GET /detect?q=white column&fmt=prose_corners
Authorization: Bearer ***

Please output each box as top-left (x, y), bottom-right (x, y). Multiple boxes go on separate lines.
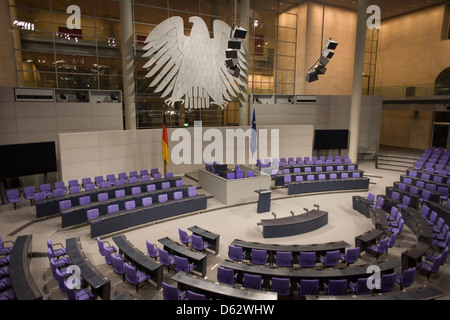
top-left (348, 0), bottom-right (368, 162)
top-left (120, 0), bottom-right (136, 130)
top-left (239, 0), bottom-right (250, 126)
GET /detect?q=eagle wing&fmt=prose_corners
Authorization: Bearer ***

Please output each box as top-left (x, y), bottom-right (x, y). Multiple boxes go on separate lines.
top-left (142, 16), bottom-right (186, 100)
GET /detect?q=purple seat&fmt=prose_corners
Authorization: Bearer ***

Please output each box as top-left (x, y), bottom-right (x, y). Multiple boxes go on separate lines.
top-left (23, 186), bottom-right (36, 205)
top-left (131, 187), bottom-right (141, 195)
top-left (97, 192), bottom-right (108, 202)
top-left (284, 175), bottom-right (292, 186)
top-left (85, 183), bottom-right (96, 191)
top-left (188, 186), bottom-right (197, 197)
top-left (368, 237), bottom-right (389, 259)
top-left (96, 237), bottom-right (117, 256)
top-left (175, 179), bottom-right (184, 187)
top-left (33, 192), bottom-right (46, 203)
top-left (142, 197), bottom-right (153, 206)
top-left (59, 200), bottom-right (72, 211)
top-left (174, 255), bottom-right (195, 273)
top-left (146, 241), bottom-right (159, 259)
top-left (159, 249), bottom-right (175, 270)
top-left (236, 169), bottom-right (244, 179)
top-left (187, 292), bottom-right (207, 301)
top-left (271, 277), bottom-right (290, 296)
top-left (161, 182), bottom-right (170, 189)
top-left (349, 278), bottom-right (372, 295)
top-left (69, 185), bottom-right (81, 194)
top-left (319, 250), bottom-right (340, 267)
top-left (54, 181), bottom-right (66, 191)
top-left (395, 267), bottom-right (416, 290)
top-left (140, 169), bottom-right (149, 177)
top-left (107, 204), bottom-right (119, 214)
top-left (217, 266), bottom-right (236, 285)
top-left (115, 189), bottom-right (125, 198)
top-left (275, 251), bottom-right (292, 267)
top-left (39, 184), bottom-right (52, 197)
top-left (251, 249), bottom-right (267, 265)
top-left (192, 234), bottom-right (209, 251)
top-left (124, 262), bottom-right (149, 291)
top-left (153, 173), bottom-right (162, 180)
top-left (147, 184), bottom-right (156, 192)
top-left (380, 273), bottom-right (397, 292)
top-left (52, 188), bottom-right (65, 198)
top-left (339, 247), bottom-right (360, 266)
top-left (162, 282), bottom-right (186, 300)
top-left (47, 239), bottom-right (67, 258)
top-left (81, 178), bottom-right (92, 188)
top-left (307, 175), bottom-right (315, 181)
top-left (178, 228), bottom-right (192, 246)
top-left (86, 208), bottom-right (99, 220)
top-left (111, 253), bottom-right (126, 280)
top-left (299, 279), bottom-right (319, 297)
top-left (94, 176), bottom-right (104, 187)
top-left (125, 201), bottom-right (136, 210)
top-left (228, 245), bottom-right (244, 261)
top-left (226, 172), bottom-right (235, 179)
top-left (299, 251), bottom-right (316, 268)
top-left (243, 273), bottom-right (262, 290)
top-left (64, 282), bottom-right (95, 300)
top-left (79, 196), bottom-right (90, 206)
top-left (158, 194), bottom-right (168, 203)
top-left (324, 279), bottom-right (348, 296)
top-left (173, 191), bottom-right (183, 200)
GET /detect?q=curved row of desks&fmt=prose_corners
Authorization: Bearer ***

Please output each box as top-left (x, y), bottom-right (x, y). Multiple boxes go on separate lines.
top-left (274, 170), bottom-right (364, 187)
top-left (9, 235), bottom-right (42, 300)
top-left (112, 235), bottom-right (163, 289)
top-left (287, 178), bottom-right (370, 195)
top-left (65, 237), bottom-right (111, 300)
top-left (306, 285), bottom-right (445, 300)
top-left (89, 194), bottom-right (208, 238)
top-left (61, 185), bottom-right (188, 228)
top-left (230, 239), bottom-right (351, 265)
top-left (220, 258), bottom-right (402, 290)
top-left (259, 209), bottom-right (328, 238)
top-left (35, 176), bottom-right (182, 218)
top-left (172, 272), bottom-right (278, 300)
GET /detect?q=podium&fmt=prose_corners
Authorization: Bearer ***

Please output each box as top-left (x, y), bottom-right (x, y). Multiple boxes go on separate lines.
top-left (255, 189), bottom-right (271, 213)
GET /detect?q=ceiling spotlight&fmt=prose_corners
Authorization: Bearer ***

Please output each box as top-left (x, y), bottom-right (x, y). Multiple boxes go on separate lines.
top-left (325, 38), bottom-right (338, 50)
top-left (319, 55), bottom-right (330, 66)
top-left (315, 64), bottom-right (327, 75)
top-left (228, 65), bottom-right (241, 78)
top-left (226, 49), bottom-right (238, 59)
top-left (225, 58), bottom-right (238, 68)
top-left (322, 48), bottom-right (335, 59)
top-left (305, 70), bottom-right (319, 83)
top-left (232, 26), bottom-right (247, 39)
top-left (228, 40), bottom-right (241, 50)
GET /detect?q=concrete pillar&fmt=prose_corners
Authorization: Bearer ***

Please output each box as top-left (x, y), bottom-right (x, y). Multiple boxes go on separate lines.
top-left (120, 0), bottom-right (136, 130)
top-left (348, 0), bottom-right (368, 162)
top-left (239, 0), bottom-right (250, 126)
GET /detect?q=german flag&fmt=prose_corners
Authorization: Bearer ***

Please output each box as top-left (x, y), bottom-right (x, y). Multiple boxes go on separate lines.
top-left (162, 112), bottom-right (169, 165)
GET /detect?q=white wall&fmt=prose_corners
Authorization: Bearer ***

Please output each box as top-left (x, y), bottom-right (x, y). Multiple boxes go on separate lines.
top-left (58, 125), bottom-right (314, 182)
top-left (252, 95), bottom-right (383, 158)
top-left (0, 86), bottom-right (123, 186)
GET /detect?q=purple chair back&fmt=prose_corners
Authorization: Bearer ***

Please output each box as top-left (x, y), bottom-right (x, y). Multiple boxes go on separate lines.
top-left (147, 184), bottom-right (156, 192)
top-left (188, 186), bottom-right (197, 197)
top-left (125, 201), bottom-right (136, 210)
top-left (115, 189), bottom-right (125, 198)
top-left (158, 194), bottom-right (168, 203)
top-left (98, 193), bottom-right (108, 202)
top-left (79, 196), bottom-right (90, 206)
top-left (142, 197), bottom-right (152, 206)
top-left (131, 187), bottom-right (141, 195)
top-left (175, 179), bottom-right (184, 187)
top-left (162, 182), bottom-right (170, 189)
top-left (174, 191), bottom-right (183, 200)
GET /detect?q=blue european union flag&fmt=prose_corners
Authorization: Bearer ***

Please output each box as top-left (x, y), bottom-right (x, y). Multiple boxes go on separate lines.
top-left (250, 108), bottom-right (257, 156)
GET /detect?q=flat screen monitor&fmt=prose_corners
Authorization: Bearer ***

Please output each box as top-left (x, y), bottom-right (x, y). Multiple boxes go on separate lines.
top-left (314, 130), bottom-right (349, 150)
top-left (0, 142), bottom-right (57, 179)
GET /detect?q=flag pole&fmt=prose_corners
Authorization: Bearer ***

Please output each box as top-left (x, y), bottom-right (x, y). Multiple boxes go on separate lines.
top-left (163, 105), bottom-right (168, 178)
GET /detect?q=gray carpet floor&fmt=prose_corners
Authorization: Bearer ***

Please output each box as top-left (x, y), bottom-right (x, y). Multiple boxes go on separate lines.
top-left (1, 158), bottom-right (449, 301)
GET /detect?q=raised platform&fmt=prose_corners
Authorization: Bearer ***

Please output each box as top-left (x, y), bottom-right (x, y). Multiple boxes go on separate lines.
top-left (198, 168), bottom-right (271, 205)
